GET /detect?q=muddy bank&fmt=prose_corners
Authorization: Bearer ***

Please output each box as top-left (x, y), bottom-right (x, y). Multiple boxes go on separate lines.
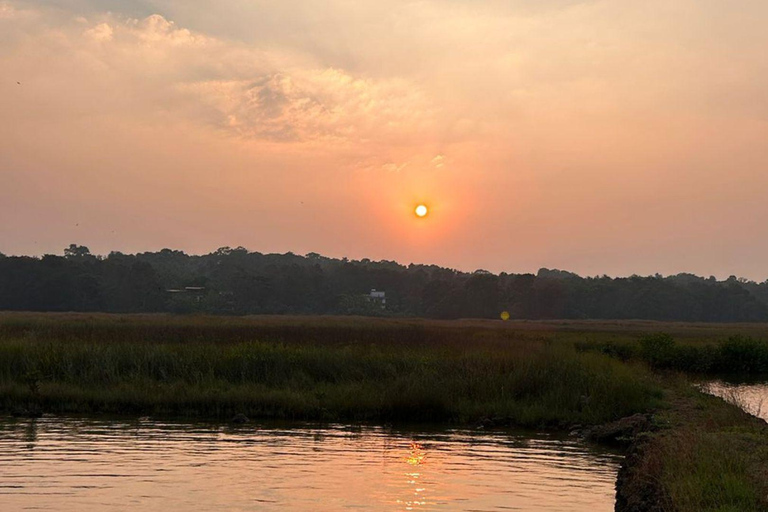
top-left (614, 429), bottom-right (665, 512)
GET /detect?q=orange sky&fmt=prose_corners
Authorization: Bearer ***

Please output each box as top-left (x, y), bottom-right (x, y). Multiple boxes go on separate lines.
top-left (2, 1), bottom-right (768, 279)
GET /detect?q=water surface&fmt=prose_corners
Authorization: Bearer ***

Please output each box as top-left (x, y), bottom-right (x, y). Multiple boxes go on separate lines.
top-left (0, 417), bottom-right (621, 511)
top-left (702, 381), bottom-right (768, 422)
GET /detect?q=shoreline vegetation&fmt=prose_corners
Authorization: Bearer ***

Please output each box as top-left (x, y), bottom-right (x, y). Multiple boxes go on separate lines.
top-left (1, 312), bottom-right (767, 510)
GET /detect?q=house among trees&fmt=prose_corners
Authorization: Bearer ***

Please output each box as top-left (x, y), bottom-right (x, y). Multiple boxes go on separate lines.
top-left (166, 286), bottom-right (206, 294)
top-left (166, 286), bottom-right (207, 302)
top-left (368, 289), bottom-right (386, 307)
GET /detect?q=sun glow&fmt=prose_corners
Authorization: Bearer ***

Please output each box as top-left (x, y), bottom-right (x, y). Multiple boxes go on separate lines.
top-left (415, 205), bottom-right (428, 218)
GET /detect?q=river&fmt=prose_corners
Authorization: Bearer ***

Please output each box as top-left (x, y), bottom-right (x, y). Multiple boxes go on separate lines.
top-left (0, 417), bottom-right (621, 511)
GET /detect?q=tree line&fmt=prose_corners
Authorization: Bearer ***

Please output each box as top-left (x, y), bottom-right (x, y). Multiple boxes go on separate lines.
top-left (1, 244), bottom-right (767, 321)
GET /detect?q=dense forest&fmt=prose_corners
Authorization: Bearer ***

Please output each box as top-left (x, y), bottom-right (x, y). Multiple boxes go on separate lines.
top-left (1, 245), bottom-right (767, 321)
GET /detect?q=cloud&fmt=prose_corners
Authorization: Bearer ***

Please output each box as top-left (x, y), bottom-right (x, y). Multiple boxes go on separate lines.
top-left (0, 2), bottom-right (13, 18)
top-left (0, 1), bottom-right (18, 18)
top-left (431, 155), bottom-right (445, 169)
top-left (84, 22), bottom-right (112, 41)
top-left (182, 69), bottom-right (434, 145)
top-left (1, 5), bottom-right (437, 153)
top-left (381, 162), bottom-right (408, 173)
top-left (0, 0), bottom-right (37, 20)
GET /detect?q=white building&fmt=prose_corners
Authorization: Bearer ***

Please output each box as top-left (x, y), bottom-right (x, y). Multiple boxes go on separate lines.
top-left (369, 289), bottom-right (386, 306)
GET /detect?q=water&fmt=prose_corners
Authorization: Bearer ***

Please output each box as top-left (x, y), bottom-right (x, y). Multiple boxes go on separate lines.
top-left (702, 381), bottom-right (768, 423)
top-left (0, 417), bottom-right (621, 511)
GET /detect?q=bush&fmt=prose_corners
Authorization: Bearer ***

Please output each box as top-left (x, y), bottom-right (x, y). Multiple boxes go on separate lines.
top-left (716, 336), bottom-right (768, 374)
top-left (639, 333), bottom-right (677, 369)
top-left (579, 332), bottom-right (768, 376)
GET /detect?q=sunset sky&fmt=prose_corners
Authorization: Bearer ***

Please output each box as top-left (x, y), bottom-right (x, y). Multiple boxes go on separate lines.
top-left (2, 0), bottom-right (767, 279)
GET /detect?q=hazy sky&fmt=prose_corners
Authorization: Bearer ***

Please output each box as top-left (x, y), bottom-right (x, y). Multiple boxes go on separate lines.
top-left (2, 0), bottom-right (767, 279)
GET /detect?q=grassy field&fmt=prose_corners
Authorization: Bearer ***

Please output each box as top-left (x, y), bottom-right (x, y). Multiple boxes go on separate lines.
top-left (1, 312), bottom-right (767, 511)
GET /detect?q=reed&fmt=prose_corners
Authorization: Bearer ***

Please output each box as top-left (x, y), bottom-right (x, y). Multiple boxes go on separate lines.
top-left (577, 333), bottom-right (768, 375)
top-left (0, 313), bottom-right (661, 425)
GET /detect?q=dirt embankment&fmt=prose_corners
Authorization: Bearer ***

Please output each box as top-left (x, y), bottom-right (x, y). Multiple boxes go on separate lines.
top-left (606, 387), bottom-right (768, 512)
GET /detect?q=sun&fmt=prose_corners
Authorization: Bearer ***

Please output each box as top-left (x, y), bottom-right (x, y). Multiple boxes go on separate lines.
top-left (415, 204), bottom-right (429, 218)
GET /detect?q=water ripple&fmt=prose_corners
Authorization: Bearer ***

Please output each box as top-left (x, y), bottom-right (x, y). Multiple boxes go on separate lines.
top-left (0, 417), bottom-right (620, 511)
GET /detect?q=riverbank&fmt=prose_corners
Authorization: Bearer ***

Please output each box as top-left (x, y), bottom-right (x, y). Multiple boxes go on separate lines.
top-left (572, 330), bottom-right (768, 510)
top-left (616, 380), bottom-right (768, 511)
top-left (1, 312), bottom-right (767, 510)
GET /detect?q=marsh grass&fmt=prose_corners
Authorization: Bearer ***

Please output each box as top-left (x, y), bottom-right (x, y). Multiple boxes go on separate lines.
top-left (577, 333), bottom-right (768, 375)
top-left (659, 431), bottom-right (765, 511)
top-left (0, 313), bottom-right (661, 425)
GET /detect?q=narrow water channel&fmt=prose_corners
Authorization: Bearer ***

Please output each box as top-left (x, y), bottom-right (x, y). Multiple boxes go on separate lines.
top-left (701, 381), bottom-right (768, 423)
top-left (0, 417), bottom-right (621, 511)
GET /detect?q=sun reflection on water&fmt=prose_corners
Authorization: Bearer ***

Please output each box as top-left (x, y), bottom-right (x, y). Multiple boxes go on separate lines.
top-left (406, 441), bottom-right (427, 466)
top-left (0, 418), bottom-right (622, 511)
top-left (399, 441), bottom-right (430, 510)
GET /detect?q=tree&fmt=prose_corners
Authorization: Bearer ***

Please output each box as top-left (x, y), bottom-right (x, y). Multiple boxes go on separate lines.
top-left (0, 246), bottom-right (767, 321)
top-left (64, 244), bottom-right (92, 259)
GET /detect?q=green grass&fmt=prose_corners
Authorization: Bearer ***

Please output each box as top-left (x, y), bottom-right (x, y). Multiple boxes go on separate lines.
top-left (663, 431), bottom-right (765, 511)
